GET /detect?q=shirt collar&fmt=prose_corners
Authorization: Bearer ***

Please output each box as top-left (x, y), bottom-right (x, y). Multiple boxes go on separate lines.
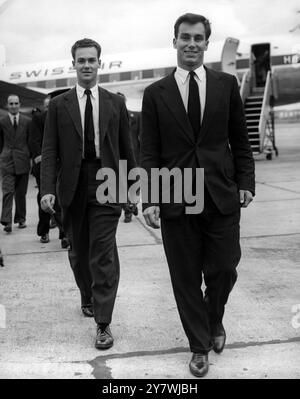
top-left (76, 83), bottom-right (98, 99)
top-left (176, 65), bottom-right (205, 84)
top-left (8, 113), bottom-right (19, 121)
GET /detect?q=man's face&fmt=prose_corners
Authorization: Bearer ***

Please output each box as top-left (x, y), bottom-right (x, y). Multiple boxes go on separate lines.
top-left (173, 22), bottom-right (209, 70)
top-left (7, 95), bottom-right (20, 115)
top-left (72, 46), bottom-right (100, 88)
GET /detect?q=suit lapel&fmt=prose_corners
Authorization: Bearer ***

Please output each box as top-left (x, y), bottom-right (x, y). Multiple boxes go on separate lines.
top-left (160, 74), bottom-right (195, 143)
top-left (64, 87), bottom-right (83, 138)
top-left (198, 67), bottom-right (224, 143)
top-left (98, 87), bottom-right (112, 145)
top-left (5, 115), bottom-right (16, 139)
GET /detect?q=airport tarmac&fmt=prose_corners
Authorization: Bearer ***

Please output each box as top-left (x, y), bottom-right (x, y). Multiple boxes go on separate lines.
top-left (0, 122), bottom-right (299, 379)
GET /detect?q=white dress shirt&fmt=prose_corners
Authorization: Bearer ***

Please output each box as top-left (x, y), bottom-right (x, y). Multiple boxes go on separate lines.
top-left (76, 83), bottom-right (100, 158)
top-left (174, 65), bottom-right (206, 124)
top-left (8, 113), bottom-right (20, 127)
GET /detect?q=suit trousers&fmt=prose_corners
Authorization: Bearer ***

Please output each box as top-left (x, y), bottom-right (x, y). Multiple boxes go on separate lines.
top-left (160, 190), bottom-right (241, 353)
top-left (0, 169), bottom-right (29, 225)
top-left (63, 159), bottom-right (121, 324)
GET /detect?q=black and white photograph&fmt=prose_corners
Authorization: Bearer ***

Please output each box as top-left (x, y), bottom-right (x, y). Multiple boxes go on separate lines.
top-left (0, 0), bottom-right (299, 382)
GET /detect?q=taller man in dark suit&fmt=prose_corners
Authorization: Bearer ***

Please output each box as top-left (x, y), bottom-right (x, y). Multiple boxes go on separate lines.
top-left (41, 38), bottom-right (136, 349)
top-left (141, 14), bottom-right (255, 377)
top-left (0, 95), bottom-right (30, 233)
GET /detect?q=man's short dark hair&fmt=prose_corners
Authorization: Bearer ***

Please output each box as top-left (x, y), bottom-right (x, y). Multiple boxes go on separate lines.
top-left (71, 38), bottom-right (101, 60)
top-left (174, 13), bottom-right (211, 40)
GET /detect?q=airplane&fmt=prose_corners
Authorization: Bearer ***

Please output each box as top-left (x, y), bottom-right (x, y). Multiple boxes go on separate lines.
top-left (0, 0), bottom-right (299, 111)
top-left (0, 34), bottom-right (300, 112)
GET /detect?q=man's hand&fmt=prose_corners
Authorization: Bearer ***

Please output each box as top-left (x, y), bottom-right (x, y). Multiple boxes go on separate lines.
top-left (41, 194), bottom-right (56, 214)
top-left (143, 206), bottom-right (160, 229)
top-left (239, 190), bottom-right (253, 208)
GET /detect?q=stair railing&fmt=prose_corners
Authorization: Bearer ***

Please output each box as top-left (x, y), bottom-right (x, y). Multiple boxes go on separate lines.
top-left (240, 69), bottom-right (251, 103)
top-left (258, 71), bottom-right (273, 152)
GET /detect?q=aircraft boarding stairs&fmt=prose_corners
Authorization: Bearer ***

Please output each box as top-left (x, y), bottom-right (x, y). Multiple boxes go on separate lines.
top-left (220, 39), bottom-right (278, 160)
top-left (241, 77), bottom-right (278, 159)
top-left (239, 43), bottom-right (278, 160)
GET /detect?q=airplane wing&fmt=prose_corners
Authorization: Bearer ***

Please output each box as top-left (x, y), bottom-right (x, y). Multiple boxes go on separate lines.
top-left (0, 80), bottom-right (47, 112)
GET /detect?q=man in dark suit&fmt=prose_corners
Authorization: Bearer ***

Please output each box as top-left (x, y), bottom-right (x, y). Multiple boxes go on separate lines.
top-left (41, 38), bottom-right (136, 349)
top-left (29, 96), bottom-right (69, 248)
top-left (116, 93), bottom-right (140, 223)
top-left (29, 97), bottom-right (51, 243)
top-left (0, 95), bottom-right (31, 233)
top-left (141, 13), bottom-right (255, 377)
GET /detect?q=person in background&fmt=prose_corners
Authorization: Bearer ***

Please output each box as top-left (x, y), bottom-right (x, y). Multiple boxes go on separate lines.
top-left (0, 94), bottom-right (30, 233)
top-left (29, 95), bottom-right (70, 248)
top-left (116, 92), bottom-right (140, 223)
top-left (0, 248), bottom-right (4, 267)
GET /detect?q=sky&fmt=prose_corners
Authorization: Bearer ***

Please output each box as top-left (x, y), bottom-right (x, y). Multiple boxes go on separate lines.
top-left (0, 0), bottom-right (299, 65)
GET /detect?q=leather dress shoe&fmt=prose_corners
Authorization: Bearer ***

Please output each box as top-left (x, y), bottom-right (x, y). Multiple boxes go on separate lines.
top-left (124, 213), bottom-right (132, 223)
top-left (189, 353), bottom-right (209, 377)
top-left (61, 237), bottom-right (70, 249)
top-left (95, 325), bottom-right (114, 350)
top-left (212, 323), bottom-right (226, 354)
top-left (40, 234), bottom-right (50, 243)
top-left (4, 224), bottom-right (12, 233)
top-left (81, 305), bottom-right (94, 317)
top-left (18, 222), bottom-right (27, 229)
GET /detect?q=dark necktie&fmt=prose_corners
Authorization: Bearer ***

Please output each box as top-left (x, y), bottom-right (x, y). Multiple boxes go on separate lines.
top-left (13, 116), bottom-right (17, 130)
top-left (84, 89), bottom-right (96, 159)
top-left (187, 71), bottom-right (201, 140)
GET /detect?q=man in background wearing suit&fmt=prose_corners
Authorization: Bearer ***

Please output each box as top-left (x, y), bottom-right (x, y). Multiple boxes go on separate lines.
top-left (41, 38), bottom-right (136, 349)
top-left (0, 95), bottom-right (30, 233)
top-left (29, 95), bottom-right (69, 248)
top-left (29, 96), bottom-right (51, 243)
top-left (141, 14), bottom-right (255, 377)
top-left (116, 92), bottom-right (140, 223)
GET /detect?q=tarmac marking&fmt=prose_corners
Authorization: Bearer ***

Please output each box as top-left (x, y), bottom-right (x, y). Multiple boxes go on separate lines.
top-left (256, 181), bottom-right (300, 195)
top-left (254, 198), bottom-right (300, 203)
top-left (241, 232), bottom-right (300, 240)
top-left (2, 232), bottom-right (300, 257)
top-left (87, 336), bottom-right (300, 379)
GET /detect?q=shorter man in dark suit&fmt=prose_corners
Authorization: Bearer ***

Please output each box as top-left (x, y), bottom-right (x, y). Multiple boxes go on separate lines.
top-left (0, 95), bottom-right (31, 233)
top-left (41, 38), bottom-right (136, 349)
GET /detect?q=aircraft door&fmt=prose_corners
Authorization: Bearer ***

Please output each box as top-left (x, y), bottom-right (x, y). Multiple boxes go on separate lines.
top-left (221, 37), bottom-right (240, 80)
top-left (251, 43), bottom-right (271, 87)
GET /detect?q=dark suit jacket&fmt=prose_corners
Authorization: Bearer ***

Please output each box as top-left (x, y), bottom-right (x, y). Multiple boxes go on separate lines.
top-left (0, 114), bottom-right (31, 175)
top-left (141, 67), bottom-right (255, 217)
top-left (28, 111), bottom-right (47, 159)
top-left (41, 86), bottom-right (136, 208)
